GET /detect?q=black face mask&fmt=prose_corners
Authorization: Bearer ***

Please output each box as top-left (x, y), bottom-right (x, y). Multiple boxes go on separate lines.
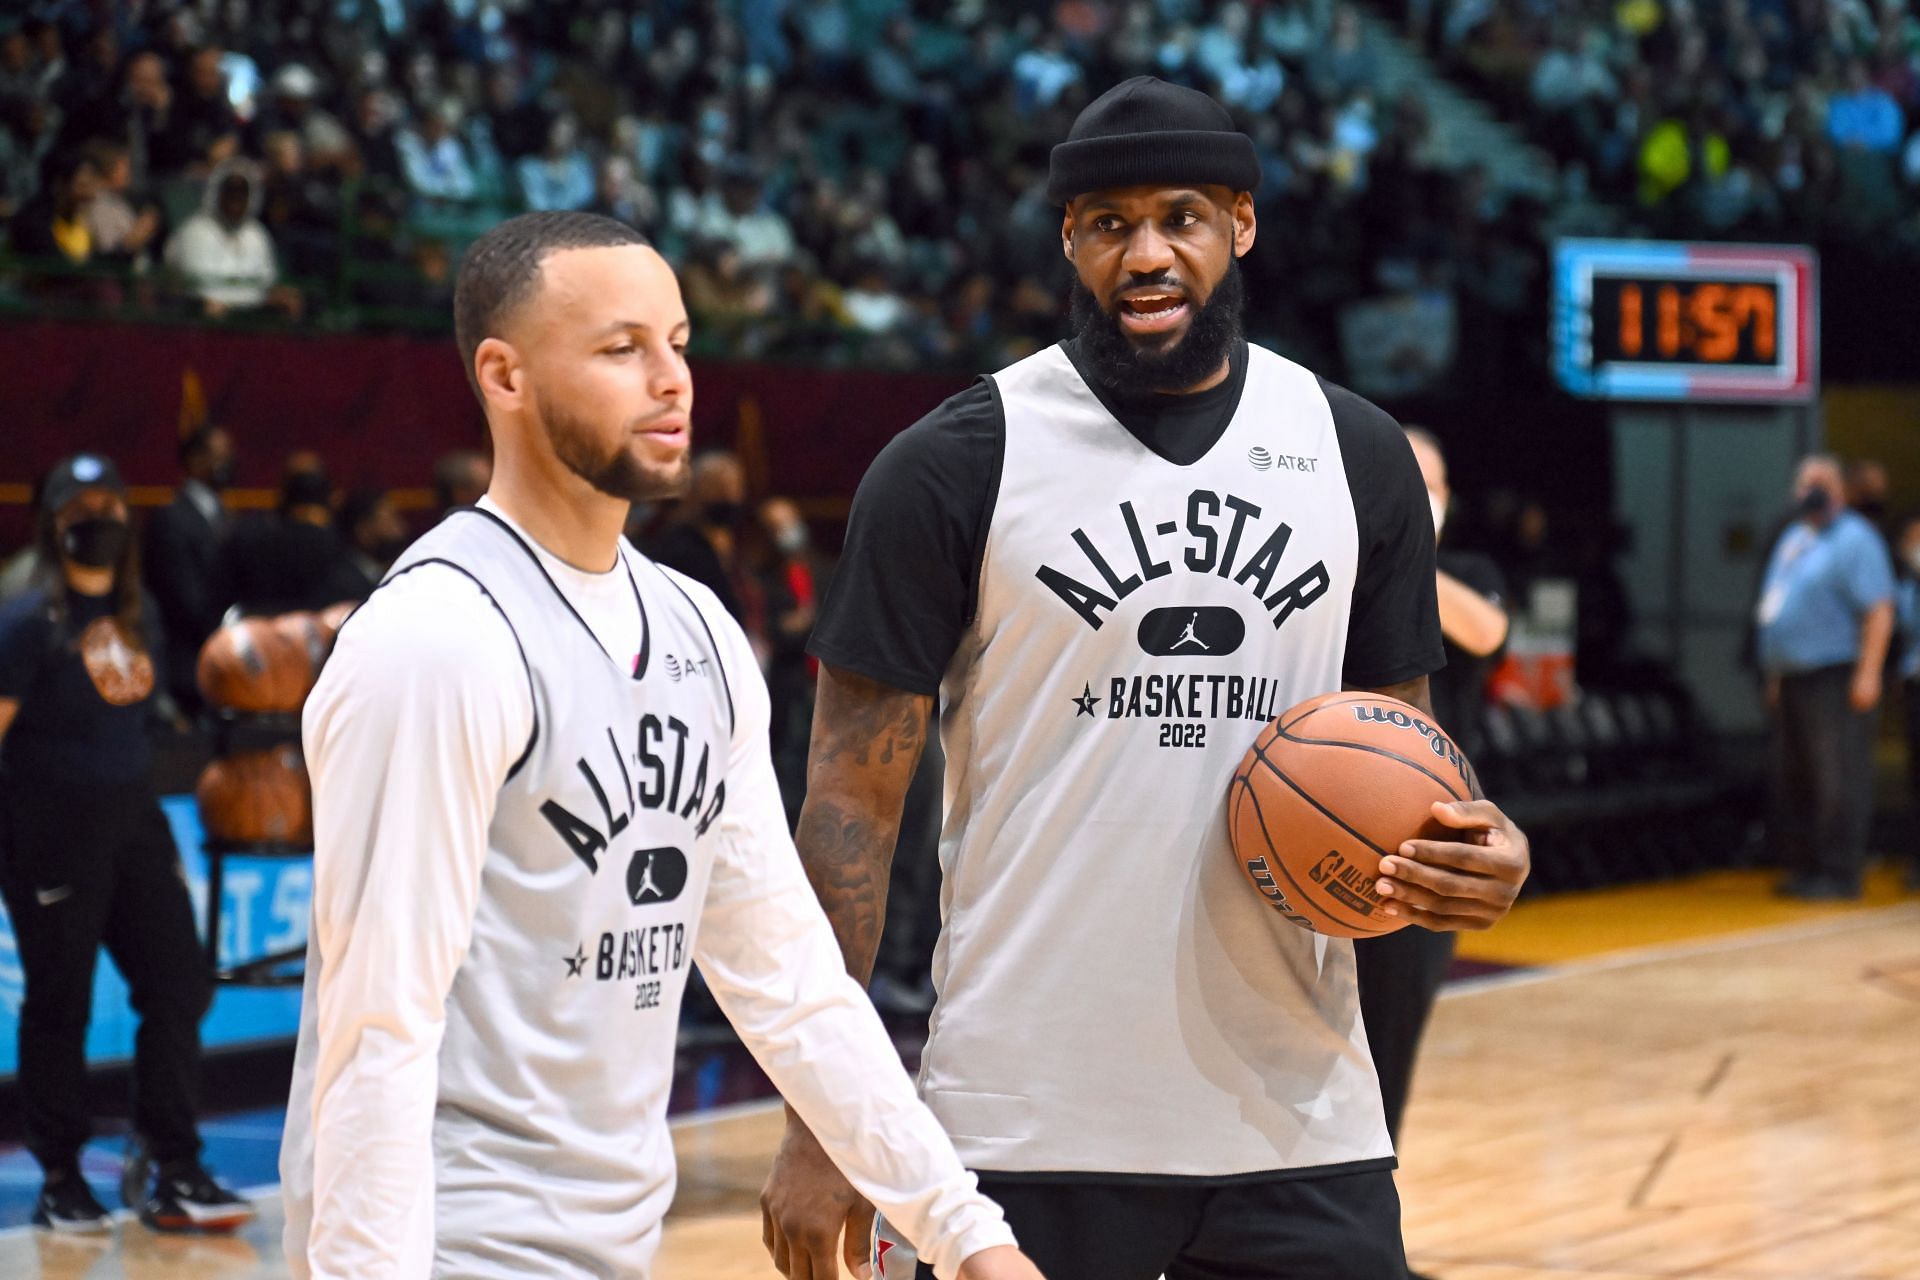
top-left (62, 517), bottom-right (129, 569)
top-left (207, 458), bottom-right (236, 490)
top-left (1069, 255), bottom-right (1246, 398)
top-left (703, 500), bottom-right (744, 528)
top-left (1799, 487), bottom-right (1833, 518)
top-left (1854, 498), bottom-right (1886, 520)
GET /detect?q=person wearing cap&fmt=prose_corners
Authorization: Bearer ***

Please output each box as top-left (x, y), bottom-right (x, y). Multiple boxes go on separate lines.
top-left (0, 454), bottom-right (252, 1234)
top-left (762, 77), bottom-right (1531, 1279)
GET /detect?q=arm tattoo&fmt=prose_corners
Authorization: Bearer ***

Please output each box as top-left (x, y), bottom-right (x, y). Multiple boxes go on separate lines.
top-left (794, 667), bottom-right (932, 984)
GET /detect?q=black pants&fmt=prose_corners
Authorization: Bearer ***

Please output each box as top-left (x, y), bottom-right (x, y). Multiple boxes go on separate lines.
top-left (916, 1168), bottom-right (1406, 1280)
top-left (0, 776), bottom-right (212, 1174)
top-left (1353, 926), bottom-right (1456, 1144)
top-left (1769, 665), bottom-right (1875, 888)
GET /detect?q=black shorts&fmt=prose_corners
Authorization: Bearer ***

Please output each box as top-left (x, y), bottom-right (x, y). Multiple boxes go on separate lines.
top-left (915, 1164), bottom-right (1406, 1280)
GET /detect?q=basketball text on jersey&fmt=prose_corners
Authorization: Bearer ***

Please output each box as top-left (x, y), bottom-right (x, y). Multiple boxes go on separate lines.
top-left (1037, 489), bottom-right (1334, 750)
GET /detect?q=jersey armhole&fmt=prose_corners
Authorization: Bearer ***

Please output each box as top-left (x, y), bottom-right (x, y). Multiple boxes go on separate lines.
top-left (965, 375), bottom-right (1009, 630)
top-left (372, 558), bottom-right (541, 781)
top-left (649, 565), bottom-right (738, 735)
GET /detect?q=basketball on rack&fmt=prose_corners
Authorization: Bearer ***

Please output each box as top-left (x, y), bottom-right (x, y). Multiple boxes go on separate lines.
top-left (196, 745), bottom-right (313, 846)
top-left (197, 615), bottom-right (319, 714)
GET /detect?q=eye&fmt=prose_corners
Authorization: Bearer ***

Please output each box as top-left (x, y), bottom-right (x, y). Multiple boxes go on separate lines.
top-left (606, 343), bottom-right (636, 357)
top-left (1093, 215), bottom-right (1123, 233)
top-left (1168, 211), bottom-right (1200, 228)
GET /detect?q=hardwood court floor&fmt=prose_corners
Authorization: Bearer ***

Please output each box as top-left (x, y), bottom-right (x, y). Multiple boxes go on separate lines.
top-left (3, 902), bottom-right (1915, 1279)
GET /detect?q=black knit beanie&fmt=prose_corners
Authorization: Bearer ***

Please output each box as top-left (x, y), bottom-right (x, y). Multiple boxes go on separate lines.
top-left (1047, 76), bottom-right (1261, 205)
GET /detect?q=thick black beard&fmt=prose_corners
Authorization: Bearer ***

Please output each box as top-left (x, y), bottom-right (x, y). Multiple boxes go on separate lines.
top-left (539, 391), bottom-right (691, 504)
top-left (1069, 257), bottom-right (1246, 397)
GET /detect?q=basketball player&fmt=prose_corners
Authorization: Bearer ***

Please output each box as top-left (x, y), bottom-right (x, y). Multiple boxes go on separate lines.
top-left (278, 212), bottom-right (1045, 1280)
top-left (761, 78), bottom-right (1532, 1280)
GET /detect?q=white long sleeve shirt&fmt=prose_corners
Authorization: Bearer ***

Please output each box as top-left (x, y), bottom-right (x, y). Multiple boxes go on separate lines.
top-left (281, 503), bottom-right (1013, 1278)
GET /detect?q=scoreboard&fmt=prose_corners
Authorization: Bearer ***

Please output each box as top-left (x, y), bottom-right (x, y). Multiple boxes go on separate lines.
top-left (1553, 239), bottom-right (1817, 402)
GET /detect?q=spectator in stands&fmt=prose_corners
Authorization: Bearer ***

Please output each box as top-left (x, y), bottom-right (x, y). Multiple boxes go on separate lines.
top-left (258, 129), bottom-right (338, 280)
top-left (757, 496), bottom-right (820, 814)
top-left (1756, 455), bottom-right (1896, 901)
top-left (396, 97), bottom-right (477, 204)
top-left (163, 161), bottom-right (299, 319)
top-left (336, 488), bottom-right (408, 593)
top-left (162, 46), bottom-right (240, 177)
top-left (587, 154), bottom-right (660, 235)
top-left (483, 65), bottom-right (547, 164)
top-left (432, 449), bottom-right (491, 517)
top-left (347, 87), bottom-right (404, 187)
top-left (252, 64), bottom-right (353, 176)
top-left (144, 424), bottom-right (233, 709)
top-left (81, 137), bottom-right (161, 266)
top-left (1357, 427), bottom-right (1508, 1174)
top-left (9, 147), bottom-right (99, 270)
top-left (0, 96), bottom-right (52, 220)
top-left (648, 451), bottom-right (750, 623)
top-left (0, 453), bottom-right (252, 1234)
top-left (206, 464), bottom-right (369, 619)
top-left (516, 114), bottom-right (594, 212)
top-left (1827, 60), bottom-right (1904, 155)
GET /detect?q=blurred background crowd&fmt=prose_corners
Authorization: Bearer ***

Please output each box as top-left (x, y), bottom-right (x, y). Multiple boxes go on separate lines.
top-left (5, 0), bottom-right (1918, 392)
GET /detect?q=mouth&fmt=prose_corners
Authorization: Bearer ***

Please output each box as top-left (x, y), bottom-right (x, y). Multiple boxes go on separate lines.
top-left (1115, 289), bottom-right (1191, 335)
top-left (636, 415), bottom-right (690, 447)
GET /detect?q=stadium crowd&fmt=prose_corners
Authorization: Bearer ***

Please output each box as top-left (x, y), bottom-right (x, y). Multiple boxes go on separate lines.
top-left (0, 0), bottom-right (1562, 380)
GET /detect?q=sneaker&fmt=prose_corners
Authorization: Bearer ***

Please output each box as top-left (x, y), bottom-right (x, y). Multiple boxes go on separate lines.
top-left (139, 1162), bottom-right (254, 1233)
top-left (33, 1174), bottom-right (113, 1234)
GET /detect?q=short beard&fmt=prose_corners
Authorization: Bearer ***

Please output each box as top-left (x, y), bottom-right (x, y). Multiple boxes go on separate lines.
top-left (538, 391), bottom-right (690, 504)
top-left (1069, 256), bottom-right (1246, 397)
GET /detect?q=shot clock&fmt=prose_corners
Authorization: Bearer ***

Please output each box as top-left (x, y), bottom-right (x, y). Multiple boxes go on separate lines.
top-left (1553, 239), bottom-right (1816, 402)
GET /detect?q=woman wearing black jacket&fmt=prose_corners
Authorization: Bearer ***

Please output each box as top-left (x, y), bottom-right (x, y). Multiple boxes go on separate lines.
top-left (0, 453), bottom-right (249, 1234)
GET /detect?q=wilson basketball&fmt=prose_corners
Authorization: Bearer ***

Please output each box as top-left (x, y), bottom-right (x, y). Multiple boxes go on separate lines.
top-left (1228, 691), bottom-right (1476, 938)
top-left (197, 616), bottom-right (317, 713)
top-left (196, 746), bottom-right (313, 846)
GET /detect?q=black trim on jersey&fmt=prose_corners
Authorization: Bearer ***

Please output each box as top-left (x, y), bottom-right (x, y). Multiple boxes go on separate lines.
top-left (649, 561), bottom-right (737, 735)
top-left (965, 1155), bottom-right (1398, 1189)
top-left (968, 376), bottom-right (1007, 630)
top-left (374, 557), bottom-right (540, 781)
top-left (463, 506), bottom-right (652, 681)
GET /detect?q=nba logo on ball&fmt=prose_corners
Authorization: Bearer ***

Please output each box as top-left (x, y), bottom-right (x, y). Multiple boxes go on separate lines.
top-left (1229, 691), bottom-right (1472, 938)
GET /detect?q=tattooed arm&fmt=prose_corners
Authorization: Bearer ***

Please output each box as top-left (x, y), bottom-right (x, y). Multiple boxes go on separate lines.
top-left (762, 663), bottom-right (935, 1279)
top-left (1343, 674), bottom-right (1532, 930)
top-left (795, 664), bottom-right (935, 983)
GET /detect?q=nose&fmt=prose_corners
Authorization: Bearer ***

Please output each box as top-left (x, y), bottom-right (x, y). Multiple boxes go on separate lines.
top-left (648, 338), bottom-right (691, 406)
top-left (1120, 222), bottom-right (1175, 278)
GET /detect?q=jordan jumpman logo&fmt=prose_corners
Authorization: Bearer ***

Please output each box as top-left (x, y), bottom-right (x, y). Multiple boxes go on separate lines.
top-left (1171, 612), bottom-right (1209, 651)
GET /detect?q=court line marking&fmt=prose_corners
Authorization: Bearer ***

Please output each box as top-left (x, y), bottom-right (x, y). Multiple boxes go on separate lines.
top-left (1440, 902), bottom-right (1920, 999)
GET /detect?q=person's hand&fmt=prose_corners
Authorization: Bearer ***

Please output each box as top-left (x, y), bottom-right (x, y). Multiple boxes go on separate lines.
top-left (1373, 799), bottom-right (1530, 930)
top-left (1850, 665), bottom-right (1882, 713)
top-left (762, 1118), bottom-right (875, 1279)
top-left (956, 1245), bottom-right (1047, 1280)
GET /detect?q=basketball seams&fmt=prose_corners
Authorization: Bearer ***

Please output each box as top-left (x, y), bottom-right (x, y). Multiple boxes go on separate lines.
top-left (1272, 725), bottom-right (1469, 803)
top-left (1238, 769), bottom-right (1347, 935)
top-left (1275, 692), bottom-right (1380, 735)
top-left (1244, 744), bottom-right (1397, 936)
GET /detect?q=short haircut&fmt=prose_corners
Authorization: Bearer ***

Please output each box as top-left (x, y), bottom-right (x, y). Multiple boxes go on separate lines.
top-left (452, 211), bottom-right (651, 402)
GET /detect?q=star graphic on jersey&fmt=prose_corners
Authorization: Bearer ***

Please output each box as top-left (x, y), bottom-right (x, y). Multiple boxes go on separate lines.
top-left (1071, 682), bottom-right (1099, 718)
top-left (876, 1239), bottom-right (896, 1275)
top-left (564, 945), bottom-right (587, 978)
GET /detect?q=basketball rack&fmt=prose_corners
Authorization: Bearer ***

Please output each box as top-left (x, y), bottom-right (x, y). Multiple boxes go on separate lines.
top-left (200, 709), bottom-right (312, 988)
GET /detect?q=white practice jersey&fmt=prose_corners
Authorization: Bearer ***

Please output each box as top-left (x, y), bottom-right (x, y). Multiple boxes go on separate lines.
top-left (282, 504), bottom-right (1013, 1279)
top-left (811, 340), bottom-right (1444, 1177)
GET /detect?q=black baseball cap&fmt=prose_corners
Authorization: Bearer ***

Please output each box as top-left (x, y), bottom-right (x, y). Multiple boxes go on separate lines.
top-left (42, 453), bottom-right (126, 516)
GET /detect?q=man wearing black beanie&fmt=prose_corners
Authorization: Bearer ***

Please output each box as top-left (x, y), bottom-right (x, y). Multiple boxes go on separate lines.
top-left (766, 77), bottom-right (1532, 1280)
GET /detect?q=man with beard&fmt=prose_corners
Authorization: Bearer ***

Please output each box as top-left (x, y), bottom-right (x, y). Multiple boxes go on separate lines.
top-left (762, 78), bottom-right (1532, 1280)
top-left (279, 212), bottom-right (1044, 1280)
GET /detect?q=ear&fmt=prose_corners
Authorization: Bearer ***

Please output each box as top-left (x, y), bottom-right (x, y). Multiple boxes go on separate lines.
top-left (1231, 190), bottom-right (1257, 258)
top-left (474, 336), bottom-right (524, 412)
top-left (1061, 206), bottom-right (1075, 261)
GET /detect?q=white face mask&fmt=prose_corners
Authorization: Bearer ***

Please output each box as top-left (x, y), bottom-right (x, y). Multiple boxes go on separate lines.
top-left (1429, 491), bottom-right (1447, 539)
